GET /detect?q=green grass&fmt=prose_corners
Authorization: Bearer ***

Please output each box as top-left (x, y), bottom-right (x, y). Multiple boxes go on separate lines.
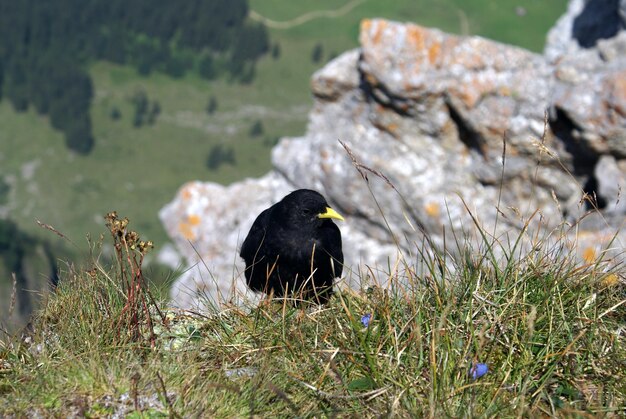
top-left (1, 203), bottom-right (624, 416)
top-left (251, 0), bottom-right (568, 50)
top-left (0, 62), bottom-right (302, 247)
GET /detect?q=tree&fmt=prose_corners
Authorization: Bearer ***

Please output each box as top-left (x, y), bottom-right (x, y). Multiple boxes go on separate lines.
top-left (135, 38), bottom-right (158, 75)
top-left (6, 83), bottom-right (29, 112)
top-left (110, 106), bottom-right (122, 121)
top-left (311, 43), bottom-right (324, 63)
top-left (45, 64), bottom-right (95, 155)
top-left (164, 53), bottom-right (189, 78)
top-left (249, 120), bottom-right (264, 137)
top-left (131, 90), bottom-right (149, 127)
top-left (0, 60), bottom-right (4, 100)
top-left (4, 57), bottom-right (29, 112)
top-left (233, 22), bottom-right (269, 62)
top-left (0, 0), bottom-right (270, 155)
top-left (199, 55), bottom-right (217, 80)
top-left (271, 42), bottom-right (281, 59)
top-left (97, 28), bottom-right (128, 64)
top-left (0, 219), bottom-right (32, 317)
top-left (66, 129), bottom-right (95, 155)
top-left (229, 22), bottom-right (269, 81)
top-left (206, 146), bottom-right (222, 170)
top-left (206, 96), bottom-right (218, 114)
top-left (0, 178), bottom-right (9, 205)
top-left (239, 63), bottom-right (256, 84)
top-left (65, 119), bottom-right (95, 155)
top-left (147, 101), bottom-right (161, 125)
top-left (206, 144), bottom-right (235, 170)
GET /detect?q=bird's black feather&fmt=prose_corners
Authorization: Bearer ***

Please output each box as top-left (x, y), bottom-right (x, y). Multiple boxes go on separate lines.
top-left (240, 189), bottom-right (343, 304)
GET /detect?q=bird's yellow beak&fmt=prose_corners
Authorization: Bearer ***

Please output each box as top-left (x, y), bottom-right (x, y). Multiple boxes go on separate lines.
top-left (318, 207), bottom-right (344, 221)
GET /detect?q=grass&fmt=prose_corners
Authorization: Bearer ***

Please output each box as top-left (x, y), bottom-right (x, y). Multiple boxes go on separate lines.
top-left (0, 62), bottom-right (297, 247)
top-left (251, 0), bottom-right (568, 50)
top-left (1, 193), bottom-right (624, 416)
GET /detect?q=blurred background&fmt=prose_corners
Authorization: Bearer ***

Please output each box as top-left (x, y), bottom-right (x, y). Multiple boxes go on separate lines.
top-left (0, 0), bottom-right (568, 333)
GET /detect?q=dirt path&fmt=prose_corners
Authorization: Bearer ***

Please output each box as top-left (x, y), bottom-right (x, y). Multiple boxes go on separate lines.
top-left (249, 0), bottom-right (365, 29)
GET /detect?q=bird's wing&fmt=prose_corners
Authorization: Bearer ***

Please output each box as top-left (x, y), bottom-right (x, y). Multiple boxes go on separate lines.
top-left (240, 207), bottom-right (271, 260)
top-left (323, 222), bottom-right (344, 278)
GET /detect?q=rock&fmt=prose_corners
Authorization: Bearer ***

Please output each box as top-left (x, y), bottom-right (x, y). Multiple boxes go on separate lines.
top-left (358, 19), bottom-right (554, 155)
top-left (595, 155), bottom-right (626, 215)
top-left (155, 243), bottom-right (183, 271)
top-left (160, 172), bottom-right (292, 309)
top-left (550, 41), bottom-right (626, 159)
top-left (162, 11), bottom-right (626, 311)
top-left (545, 0), bottom-right (585, 61)
top-left (310, 49), bottom-right (360, 100)
top-left (545, 0), bottom-right (626, 61)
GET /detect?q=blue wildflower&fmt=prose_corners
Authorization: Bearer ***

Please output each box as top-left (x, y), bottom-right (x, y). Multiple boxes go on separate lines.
top-left (469, 363), bottom-right (488, 379)
top-left (361, 313), bottom-right (372, 327)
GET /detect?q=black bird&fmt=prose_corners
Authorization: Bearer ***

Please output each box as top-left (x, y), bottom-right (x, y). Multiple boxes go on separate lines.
top-left (240, 189), bottom-right (344, 304)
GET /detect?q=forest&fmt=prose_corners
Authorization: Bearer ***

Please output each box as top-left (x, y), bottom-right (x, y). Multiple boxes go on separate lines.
top-left (0, 0), bottom-right (269, 154)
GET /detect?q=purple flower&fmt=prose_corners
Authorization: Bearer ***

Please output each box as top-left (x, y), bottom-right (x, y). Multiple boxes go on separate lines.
top-left (361, 313), bottom-right (372, 327)
top-left (469, 363), bottom-right (488, 380)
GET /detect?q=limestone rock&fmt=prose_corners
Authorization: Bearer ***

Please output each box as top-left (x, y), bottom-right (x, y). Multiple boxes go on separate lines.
top-left (595, 154), bottom-right (626, 215)
top-left (160, 172), bottom-right (292, 309)
top-left (550, 31), bottom-right (626, 158)
top-left (545, 0), bottom-right (626, 61)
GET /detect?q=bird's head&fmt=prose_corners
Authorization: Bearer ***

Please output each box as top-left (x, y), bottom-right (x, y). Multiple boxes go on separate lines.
top-left (278, 189), bottom-right (344, 228)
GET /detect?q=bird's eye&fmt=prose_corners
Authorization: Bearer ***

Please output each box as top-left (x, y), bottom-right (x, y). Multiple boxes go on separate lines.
top-left (302, 208), bottom-right (312, 216)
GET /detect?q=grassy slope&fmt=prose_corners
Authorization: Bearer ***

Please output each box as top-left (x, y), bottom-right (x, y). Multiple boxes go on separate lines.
top-left (1, 213), bottom-right (624, 416)
top-left (0, 65), bottom-right (300, 246)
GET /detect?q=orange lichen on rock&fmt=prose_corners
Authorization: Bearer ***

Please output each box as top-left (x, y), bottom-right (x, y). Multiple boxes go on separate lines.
top-left (181, 186), bottom-right (193, 200)
top-left (453, 45), bottom-right (487, 70)
top-left (451, 77), bottom-right (498, 108)
top-left (187, 214), bottom-right (201, 225)
top-left (361, 19), bottom-right (387, 46)
top-left (178, 221), bottom-right (196, 241)
top-left (428, 41), bottom-right (441, 65)
top-left (406, 25), bottom-right (426, 51)
top-left (424, 201), bottom-right (440, 218)
top-left (360, 19), bottom-right (372, 36)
